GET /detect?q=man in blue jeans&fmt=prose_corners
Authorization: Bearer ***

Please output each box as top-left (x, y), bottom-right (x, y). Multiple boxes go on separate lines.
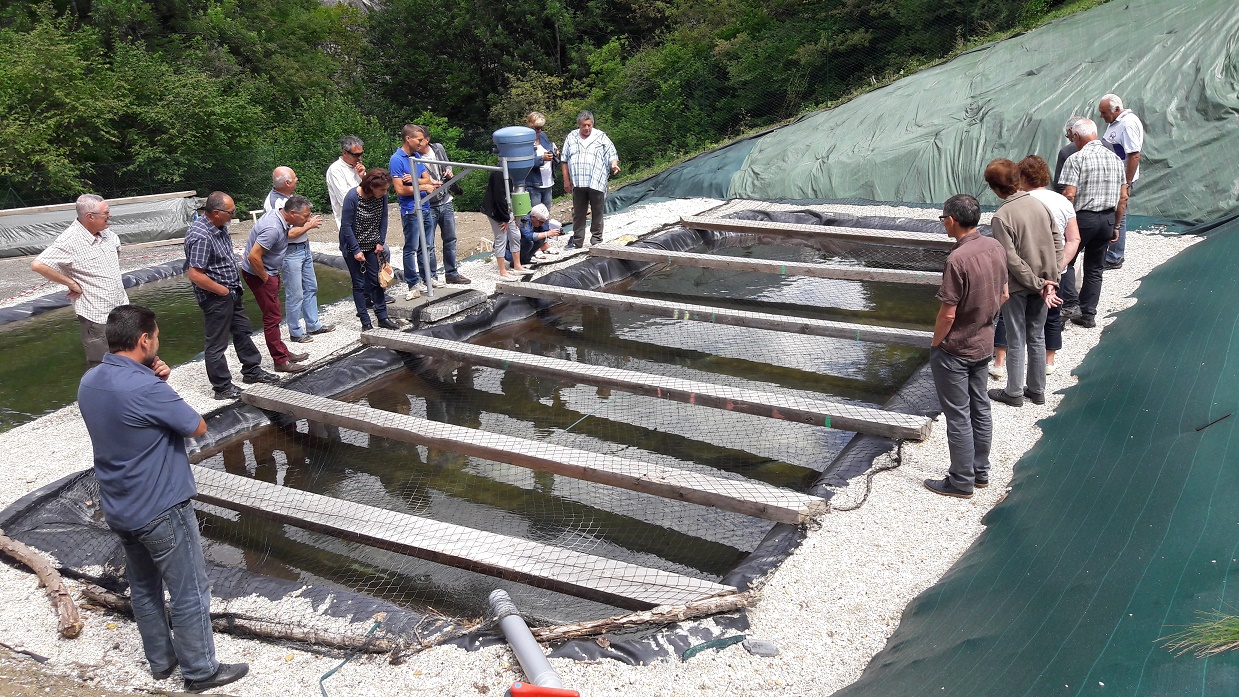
top-left (262, 166), bottom-right (334, 343)
top-left (390, 124), bottom-right (439, 300)
top-left (78, 305), bottom-right (249, 693)
top-left (925, 195), bottom-right (1008, 499)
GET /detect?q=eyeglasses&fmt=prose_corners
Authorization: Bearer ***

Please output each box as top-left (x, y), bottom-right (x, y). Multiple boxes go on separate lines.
top-left (347, 150), bottom-right (364, 157)
top-left (89, 211), bottom-right (112, 218)
top-left (938, 215), bottom-right (950, 221)
top-left (210, 208), bottom-right (237, 216)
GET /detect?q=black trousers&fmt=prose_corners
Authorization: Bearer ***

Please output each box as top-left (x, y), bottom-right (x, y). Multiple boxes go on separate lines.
top-left (198, 288), bottom-right (264, 390)
top-left (570, 187), bottom-right (607, 246)
top-left (1074, 209), bottom-right (1115, 319)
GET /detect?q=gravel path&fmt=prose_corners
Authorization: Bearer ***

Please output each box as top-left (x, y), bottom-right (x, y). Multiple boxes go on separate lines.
top-left (0, 200), bottom-right (1198, 696)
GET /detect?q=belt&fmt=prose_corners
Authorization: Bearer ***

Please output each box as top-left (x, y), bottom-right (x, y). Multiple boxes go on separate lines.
top-left (1081, 208), bottom-right (1115, 214)
top-left (288, 241), bottom-right (308, 247)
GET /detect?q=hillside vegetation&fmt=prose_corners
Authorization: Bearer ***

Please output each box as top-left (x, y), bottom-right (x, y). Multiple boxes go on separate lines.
top-left (0, 0), bottom-right (1094, 209)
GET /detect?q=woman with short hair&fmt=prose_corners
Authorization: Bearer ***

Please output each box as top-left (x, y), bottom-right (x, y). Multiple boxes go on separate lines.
top-left (524, 111), bottom-right (558, 211)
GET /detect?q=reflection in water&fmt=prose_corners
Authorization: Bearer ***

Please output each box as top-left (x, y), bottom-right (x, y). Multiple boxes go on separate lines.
top-left (189, 236), bottom-right (934, 625)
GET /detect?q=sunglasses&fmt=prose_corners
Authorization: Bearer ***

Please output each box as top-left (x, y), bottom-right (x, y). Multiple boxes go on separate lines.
top-left (347, 150), bottom-right (364, 157)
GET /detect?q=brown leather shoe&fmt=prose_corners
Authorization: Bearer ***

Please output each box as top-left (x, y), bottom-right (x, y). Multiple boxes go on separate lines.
top-left (274, 362), bottom-right (308, 373)
top-left (287, 351), bottom-right (310, 363)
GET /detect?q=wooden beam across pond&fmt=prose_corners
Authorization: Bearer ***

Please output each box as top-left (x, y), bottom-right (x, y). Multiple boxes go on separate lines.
top-left (494, 282), bottom-right (933, 348)
top-left (679, 215), bottom-right (956, 251)
top-left (190, 465), bottom-right (734, 609)
top-left (239, 384), bottom-right (826, 524)
top-left (590, 243), bottom-right (943, 285)
top-left (361, 330), bottom-right (931, 441)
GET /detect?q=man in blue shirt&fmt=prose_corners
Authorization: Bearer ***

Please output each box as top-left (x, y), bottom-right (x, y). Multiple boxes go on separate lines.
top-left (78, 305), bottom-right (249, 694)
top-left (389, 124), bottom-right (439, 300)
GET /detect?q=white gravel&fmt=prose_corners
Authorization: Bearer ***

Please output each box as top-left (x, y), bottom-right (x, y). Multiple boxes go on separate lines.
top-left (0, 198), bottom-right (1198, 696)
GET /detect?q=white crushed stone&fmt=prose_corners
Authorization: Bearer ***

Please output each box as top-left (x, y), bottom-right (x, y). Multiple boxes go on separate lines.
top-left (0, 198), bottom-right (1198, 696)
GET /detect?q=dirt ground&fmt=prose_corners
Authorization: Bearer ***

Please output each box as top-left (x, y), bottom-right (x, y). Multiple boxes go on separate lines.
top-left (0, 647), bottom-right (143, 697)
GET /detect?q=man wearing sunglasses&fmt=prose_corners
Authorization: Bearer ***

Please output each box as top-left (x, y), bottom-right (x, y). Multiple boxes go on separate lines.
top-left (326, 135), bottom-right (367, 230)
top-left (31, 194), bottom-right (129, 368)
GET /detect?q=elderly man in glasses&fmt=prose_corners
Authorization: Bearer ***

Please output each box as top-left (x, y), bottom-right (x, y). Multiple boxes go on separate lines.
top-left (31, 194), bottom-right (129, 368)
top-left (183, 191), bottom-right (279, 400)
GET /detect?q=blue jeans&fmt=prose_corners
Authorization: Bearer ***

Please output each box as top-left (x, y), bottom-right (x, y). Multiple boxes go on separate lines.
top-left (281, 243), bottom-right (322, 337)
top-left (930, 347), bottom-right (992, 491)
top-left (343, 248), bottom-right (388, 326)
top-left (401, 209), bottom-right (437, 286)
top-left (114, 501), bottom-right (218, 681)
top-left (1105, 181), bottom-right (1133, 264)
top-left (431, 200), bottom-right (459, 276)
top-left (530, 186), bottom-right (553, 211)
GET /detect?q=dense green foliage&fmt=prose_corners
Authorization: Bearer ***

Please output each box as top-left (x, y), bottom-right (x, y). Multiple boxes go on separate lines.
top-left (0, 0), bottom-right (1087, 210)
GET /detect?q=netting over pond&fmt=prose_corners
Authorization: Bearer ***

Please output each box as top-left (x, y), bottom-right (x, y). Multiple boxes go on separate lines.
top-left (0, 202), bottom-right (950, 655)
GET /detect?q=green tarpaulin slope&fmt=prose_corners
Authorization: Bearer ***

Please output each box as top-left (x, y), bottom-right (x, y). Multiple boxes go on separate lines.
top-left (834, 219), bottom-right (1239, 696)
top-left (610, 0), bottom-right (1239, 223)
top-left (730, 0), bottom-right (1239, 221)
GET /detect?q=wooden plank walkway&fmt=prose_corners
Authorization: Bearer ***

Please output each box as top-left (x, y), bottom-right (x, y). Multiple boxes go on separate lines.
top-left (590, 244), bottom-right (942, 285)
top-left (362, 331), bottom-right (931, 441)
top-left (680, 215), bottom-right (955, 250)
top-left (191, 465), bottom-right (734, 609)
top-left (495, 282), bottom-right (933, 348)
top-left (240, 384), bottom-right (827, 524)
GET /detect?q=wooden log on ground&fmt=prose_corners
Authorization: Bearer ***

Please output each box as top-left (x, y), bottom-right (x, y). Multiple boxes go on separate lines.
top-left (495, 282), bottom-right (933, 348)
top-left (590, 244), bottom-right (943, 285)
top-left (530, 590), bottom-right (758, 643)
top-left (77, 582), bottom-right (400, 653)
top-left (361, 331), bottom-right (931, 441)
top-left (0, 529), bottom-right (82, 638)
top-left (680, 215), bottom-right (955, 250)
top-left (190, 462), bottom-right (736, 609)
top-left (241, 384), bottom-right (825, 524)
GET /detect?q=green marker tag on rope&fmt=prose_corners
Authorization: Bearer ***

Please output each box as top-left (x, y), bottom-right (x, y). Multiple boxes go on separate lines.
top-left (825, 417), bottom-right (831, 428)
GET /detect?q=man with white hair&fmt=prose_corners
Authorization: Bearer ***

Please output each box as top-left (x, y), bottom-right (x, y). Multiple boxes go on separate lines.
top-left (263, 166), bottom-right (333, 343)
top-left (1058, 117), bottom-right (1128, 329)
top-left (528, 203), bottom-right (564, 262)
top-left (31, 194), bottom-right (129, 368)
top-left (1098, 93), bottom-right (1144, 270)
top-left (561, 110), bottom-right (620, 249)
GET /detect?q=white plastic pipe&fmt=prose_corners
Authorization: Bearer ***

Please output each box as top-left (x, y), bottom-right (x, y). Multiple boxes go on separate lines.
top-left (488, 589), bottom-right (563, 689)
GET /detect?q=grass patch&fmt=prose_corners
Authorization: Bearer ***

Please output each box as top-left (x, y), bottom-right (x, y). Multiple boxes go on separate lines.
top-left (1161, 610), bottom-right (1239, 658)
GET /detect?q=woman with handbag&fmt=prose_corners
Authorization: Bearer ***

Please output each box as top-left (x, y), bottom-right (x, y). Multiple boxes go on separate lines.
top-left (339, 168), bottom-right (400, 330)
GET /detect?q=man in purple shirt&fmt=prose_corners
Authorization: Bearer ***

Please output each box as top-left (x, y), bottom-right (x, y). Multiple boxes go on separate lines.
top-left (925, 195), bottom-right (1009, 499)
top-left (78, 305), bottom-right (248, 693)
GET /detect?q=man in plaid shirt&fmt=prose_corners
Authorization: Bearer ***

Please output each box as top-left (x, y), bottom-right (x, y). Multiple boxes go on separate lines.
top-left (1058, 118), bottom-right (1128, 329)
top-left (561, 110), bottom-right (620, 249)
top-left (31, 194), bottom-right (129, 368)
top-left (183, 192), bottom-right (278, 400)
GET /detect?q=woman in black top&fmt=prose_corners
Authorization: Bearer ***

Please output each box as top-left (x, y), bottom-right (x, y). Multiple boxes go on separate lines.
top-left (339, 168), bottom-right (399, 330)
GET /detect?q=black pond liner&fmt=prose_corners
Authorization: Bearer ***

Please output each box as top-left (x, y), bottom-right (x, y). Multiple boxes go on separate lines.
top-left (0, 259), bottom-right (189, 327)
top-left (0, 210), bottom-right (943, 664)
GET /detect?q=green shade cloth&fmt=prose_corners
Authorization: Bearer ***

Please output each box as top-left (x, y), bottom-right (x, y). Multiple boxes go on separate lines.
top-left (836, 216), bottom-right (1239, 696)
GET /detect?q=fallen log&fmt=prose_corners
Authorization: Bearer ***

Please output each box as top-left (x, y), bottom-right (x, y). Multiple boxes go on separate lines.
top-left (77, 583), bottom-right (399, 653)
top-left (529, 590), bottom-right (758, 643)
top-left (0, 528), bottom-right (82, 638)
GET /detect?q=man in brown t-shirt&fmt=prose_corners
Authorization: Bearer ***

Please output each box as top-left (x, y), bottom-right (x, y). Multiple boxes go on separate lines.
top-left (925, 194), bottom-right (1009, 499)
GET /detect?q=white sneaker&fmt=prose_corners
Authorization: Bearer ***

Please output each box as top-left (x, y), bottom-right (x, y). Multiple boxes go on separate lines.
top-left (404, 288), bottom-right (421, 301)
top-left (430, 277), bottom-right (445, 288)
top-left (989, 365), bottom-right (1006, 381)
top-left (1046, 363), bottom-right (1057, 375)
top-left (414, 283), bottom-right (428, 293)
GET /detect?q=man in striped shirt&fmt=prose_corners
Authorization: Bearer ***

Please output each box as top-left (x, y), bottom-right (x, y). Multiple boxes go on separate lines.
top-left (31, 194), bottom-right (129, 368)
top-left (561, 111), bottom-right (620, 249)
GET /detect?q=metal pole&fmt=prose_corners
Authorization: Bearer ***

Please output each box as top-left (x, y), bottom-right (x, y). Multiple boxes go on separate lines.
top-left (408, 153), bottom-right (434, 300)
top-left (500, 157), bottom-right (517, 270)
